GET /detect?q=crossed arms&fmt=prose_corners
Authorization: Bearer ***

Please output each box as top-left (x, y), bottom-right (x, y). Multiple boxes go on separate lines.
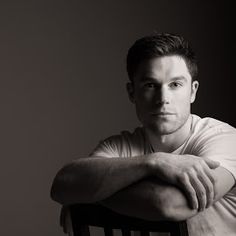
top-left (51, 152), bottom-right (235, 221)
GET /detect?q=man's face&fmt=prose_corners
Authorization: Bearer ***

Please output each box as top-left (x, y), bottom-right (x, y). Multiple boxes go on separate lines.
top-left (127, 55), bottom-right (199, 135)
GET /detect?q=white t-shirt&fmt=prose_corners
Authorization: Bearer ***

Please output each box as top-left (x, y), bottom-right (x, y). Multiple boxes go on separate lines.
top-left (90, 114), bottom-right (236, 236)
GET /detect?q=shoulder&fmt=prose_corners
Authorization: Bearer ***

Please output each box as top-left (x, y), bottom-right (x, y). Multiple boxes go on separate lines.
top-left (90, 127), bottom-right (147, 157)
top-left (104, 127), bottom-right (145, 147)
top-left (191, 114), bottom-right (236, 140)
top-left (183, 114), bottom-right (236, 155)
top-left (187, 114), bottom-right (236, 156)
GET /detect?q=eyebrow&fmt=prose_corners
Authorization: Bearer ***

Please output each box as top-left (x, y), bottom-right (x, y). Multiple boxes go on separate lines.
top-left (139, 76), bottom-right (188, 83)
top-left (169, 76), bottom-right (188, 82)
top-left (139, 77), bottom-right (156, 82)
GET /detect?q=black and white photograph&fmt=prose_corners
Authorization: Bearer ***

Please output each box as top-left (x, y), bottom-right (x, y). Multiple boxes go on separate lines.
top-left (0, 1), bottom-right (235, 236)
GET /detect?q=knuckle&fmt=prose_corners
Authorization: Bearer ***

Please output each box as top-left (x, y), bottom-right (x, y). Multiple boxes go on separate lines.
top-left (186, 167), bottom-right (194, 175)
top-left (189, 169), bottom-right (197, 179)
top-left (198, 190), bottom-right (206, 199)
top-left (189, 191), bottom-right (196, 198)
top-left (207, 185), bottom-right (213, 193)
top-left (193, 163), bottom-right (201, 171)
top-left (199, 159), bottom-right (205, 165)
top-left (196, 163), bottom-right (204, 170)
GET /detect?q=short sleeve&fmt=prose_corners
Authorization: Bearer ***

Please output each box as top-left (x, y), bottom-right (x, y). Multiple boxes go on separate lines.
top-left (89, 136), bottom-right (121, 158)
top-left (192, 125), bottom-right (236, 181)
top-left (88, 128), bottom-right (147, 158)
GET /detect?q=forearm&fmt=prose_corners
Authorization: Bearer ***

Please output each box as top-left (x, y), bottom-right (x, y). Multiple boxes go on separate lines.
top-left (100, 160), bottom-right (235, 222)
top-left (50, 156), bottom-right (152, 205)
top-left (101, 178), bottom-right (198, 221)
top-left (50, 150), bottom-right (227, 209)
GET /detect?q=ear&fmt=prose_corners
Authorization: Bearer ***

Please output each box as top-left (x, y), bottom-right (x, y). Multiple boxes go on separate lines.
top-left (126, 82), bottom-right (135, 103)
top-left (190, 80), bottom-right (199, 103)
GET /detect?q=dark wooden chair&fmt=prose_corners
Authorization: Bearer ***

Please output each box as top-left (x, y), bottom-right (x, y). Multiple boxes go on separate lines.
top-left (60, 204), bottom-right (189, 236)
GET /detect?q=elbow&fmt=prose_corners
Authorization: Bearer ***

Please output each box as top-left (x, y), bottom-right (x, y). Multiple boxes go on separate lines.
top-left (152, 188), bottom-right (194, 222)
top-left (160, 205), bottom-right (197, 221)
top-left (148, 189), bottom-right (173, 221)
top-left (50, 187), bottom-right (62, 205)
top-left (50, 175), bottom-right (67, 205)
top-left (152, 196), bottom-right (176, 221)
top-left (159, 205), bottom-right (182, 221)
top-left (50, 166), bottom-right (100, 205)
top-left (50, 159), bottom-right (109, 205)
top-left (50, 175), bottom-right (79, 205)
top-left (153, 200), bottom-right (183, 222)
top-left (50, 166), bottom-right (75, 205)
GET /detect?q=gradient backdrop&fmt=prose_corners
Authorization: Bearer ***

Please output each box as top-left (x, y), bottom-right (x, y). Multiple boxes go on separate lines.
top-left (0, 1), bottom-right (235, 236)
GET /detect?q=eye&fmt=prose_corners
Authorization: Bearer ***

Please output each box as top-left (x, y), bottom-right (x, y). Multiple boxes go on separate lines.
top-left (143, 83), bottom-right (156, 89)
top-left (169, 81), bottom-right (182, 89)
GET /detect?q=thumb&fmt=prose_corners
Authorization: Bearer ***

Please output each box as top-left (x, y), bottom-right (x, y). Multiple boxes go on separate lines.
top-left (204, 158), bottom-right (220, 169)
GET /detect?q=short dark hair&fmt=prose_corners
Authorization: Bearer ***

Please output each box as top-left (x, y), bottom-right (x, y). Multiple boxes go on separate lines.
top-left (126, 32), bottom-right (198, 82)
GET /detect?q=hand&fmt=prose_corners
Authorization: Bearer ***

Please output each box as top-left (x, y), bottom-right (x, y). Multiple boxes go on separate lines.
top-left (149, 153), bottom-right (220, 211)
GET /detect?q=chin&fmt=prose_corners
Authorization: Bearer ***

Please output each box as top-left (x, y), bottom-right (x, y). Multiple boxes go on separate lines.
top-left (154, 127), bottom-right (176, 135)
top-left (147, 123), bottom-right (176, 135)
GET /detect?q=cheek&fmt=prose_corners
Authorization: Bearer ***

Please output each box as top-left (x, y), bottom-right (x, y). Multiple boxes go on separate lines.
top-left (136, 91), bottom-right (154, 104)
top-left (173, 93), bottom-right (192, 111)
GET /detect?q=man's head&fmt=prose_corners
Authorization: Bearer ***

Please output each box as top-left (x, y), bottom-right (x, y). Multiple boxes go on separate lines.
top-left (126, 33), bottom-right (199, 135)
top-left (126, 32), bottom-right (198, 82)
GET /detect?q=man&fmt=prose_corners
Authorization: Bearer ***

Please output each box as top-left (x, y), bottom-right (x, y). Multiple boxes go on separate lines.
top-left (51, 33), bottom-right (236, 235)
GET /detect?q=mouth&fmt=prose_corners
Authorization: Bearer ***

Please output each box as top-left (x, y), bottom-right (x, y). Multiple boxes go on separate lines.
top-left (150, 112), bottom-right (175, 116)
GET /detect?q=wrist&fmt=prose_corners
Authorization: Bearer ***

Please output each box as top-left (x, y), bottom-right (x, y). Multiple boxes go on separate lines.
top-left (145, 152), bottom-right (166, 175)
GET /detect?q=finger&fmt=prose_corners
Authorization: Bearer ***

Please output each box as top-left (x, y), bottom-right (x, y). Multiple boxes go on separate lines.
top-left (189, 172), bottom-right (207, 211)
top-left (178, 173), bottom-right (198, 209)
top-left (197, 169), bottom-right (214, 208)
top-left (201, 162), bottom-right (217, 198)
top-left (203, 158), bottom-right (220, 169)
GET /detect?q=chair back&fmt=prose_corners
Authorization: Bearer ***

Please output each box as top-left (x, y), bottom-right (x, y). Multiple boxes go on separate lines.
top-left (61, 204), bottom-right (189, 236)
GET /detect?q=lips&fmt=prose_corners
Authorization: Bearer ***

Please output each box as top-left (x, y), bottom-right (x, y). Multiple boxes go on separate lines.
top-left (150, 112), bottom-right (175, 115)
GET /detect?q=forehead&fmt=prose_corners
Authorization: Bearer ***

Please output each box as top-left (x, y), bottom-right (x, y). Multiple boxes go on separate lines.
top-left (133, 55), bottom-right (192, 83)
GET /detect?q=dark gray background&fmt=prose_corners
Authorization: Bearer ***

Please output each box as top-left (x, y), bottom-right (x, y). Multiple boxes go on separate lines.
top-left (0, 1), bottom-right (235, 236)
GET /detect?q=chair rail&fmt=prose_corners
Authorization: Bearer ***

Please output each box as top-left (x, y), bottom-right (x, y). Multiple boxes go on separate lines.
top-left (68, 204), bottom-right (188, 236)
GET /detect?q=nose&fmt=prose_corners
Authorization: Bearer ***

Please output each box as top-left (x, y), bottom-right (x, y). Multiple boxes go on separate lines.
top-left (154, 86), bottom-right (170, 105)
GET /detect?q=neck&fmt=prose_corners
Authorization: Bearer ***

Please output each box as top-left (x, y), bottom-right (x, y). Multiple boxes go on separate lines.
top-left (145, 115), bottom-right (193, 153)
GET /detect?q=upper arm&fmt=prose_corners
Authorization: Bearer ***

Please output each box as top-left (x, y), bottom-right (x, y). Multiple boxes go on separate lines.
top-left (212, 166), bottom-right (235, 201)
top-left (193, 124), bottom-right (236, 201)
